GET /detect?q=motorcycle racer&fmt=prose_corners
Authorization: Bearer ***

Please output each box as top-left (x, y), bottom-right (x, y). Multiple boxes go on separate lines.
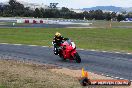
top-left (52, 32), bottom-right (68, 55)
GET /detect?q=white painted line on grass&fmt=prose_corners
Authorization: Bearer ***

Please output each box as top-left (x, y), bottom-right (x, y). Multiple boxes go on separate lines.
top-left (91, 49), bottom-right (96, 51)
top-left (102, 51), bottom-right (107, 52)
top-left (28, 45), bottom-right (38, 47)
top-left (115, 52), bottom-right (120, 54)
top-left (78, 49), bottom-right (84, 50)
top-left (42, 46), bottom-right (48, 47)
top-left (13, 44), bottom-right (22, 46)
top-left (0, 43), bottom-right (9, 44)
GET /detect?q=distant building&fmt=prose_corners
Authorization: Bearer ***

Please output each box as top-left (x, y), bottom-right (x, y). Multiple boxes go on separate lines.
top-left (125, 18), bottom-right (132, 21)
top-left (102, 10), bottom-right (114, 13)
top-left (70, 8), bottom-right (84, 13)
top-left (102, 10), bottom-right (122, 15)
top-left (121, 18), bottom-right (132, 22)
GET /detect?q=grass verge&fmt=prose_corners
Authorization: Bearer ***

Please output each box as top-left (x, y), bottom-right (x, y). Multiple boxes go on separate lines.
top-left (0, 59), bottom-right (81, 88)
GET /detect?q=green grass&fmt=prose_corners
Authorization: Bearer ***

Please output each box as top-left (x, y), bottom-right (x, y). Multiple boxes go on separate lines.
top-left (91, 20), bottom-right (132, 28)
top-left (0, 28), bottom-right (132, 52)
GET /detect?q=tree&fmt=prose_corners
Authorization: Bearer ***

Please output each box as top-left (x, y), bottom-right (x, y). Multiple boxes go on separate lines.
top-left (61, 7), bottom-right (70, 12)
top-left (49, 3), bottom-right (58, 9)
top-left (104, 12), bottom-right (111, 20)
top-left (2, 5), bottom-right (11, 17)
top-left (9, 0), bottom-right (16, 14)
top-left (117, 14), bottom-right (124, 22)
top-left (9, 0), bottom-right (25, 16)
top-left (0, 5), bottom-right (3, 16)
top-left (40, 8), bottom-right (45, 18)
top-left (83, 11), bottom-right (89, 19)
top-left (23, 7), bottom-right (34, 17)
top-left (94, 9), bottom-right (103, 20)
top-left (126, 12), bottom-right (132, 18)
top-left (111, 12), bottom-right (117, 20)
top-left (33, 8), bottom-right (43, 18)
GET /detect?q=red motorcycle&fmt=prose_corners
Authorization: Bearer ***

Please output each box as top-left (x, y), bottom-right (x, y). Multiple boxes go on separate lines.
top-left (58, 39), bottom-right (81, 63)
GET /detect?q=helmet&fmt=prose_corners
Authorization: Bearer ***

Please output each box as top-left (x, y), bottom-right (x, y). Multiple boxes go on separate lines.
top-left (55, 32), bottom-right (61, 37)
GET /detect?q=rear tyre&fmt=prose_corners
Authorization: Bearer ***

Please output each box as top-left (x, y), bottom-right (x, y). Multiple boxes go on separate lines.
top-left (74, 53), bottom-right (81, 63)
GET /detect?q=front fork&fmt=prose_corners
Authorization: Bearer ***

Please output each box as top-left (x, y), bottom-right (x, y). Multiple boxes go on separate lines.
top-left (71, 49), bottom-right (77, 59)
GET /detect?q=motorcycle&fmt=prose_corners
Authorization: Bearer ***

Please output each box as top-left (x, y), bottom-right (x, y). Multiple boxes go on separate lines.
top-left (54, 39), bottom-right (81, 63)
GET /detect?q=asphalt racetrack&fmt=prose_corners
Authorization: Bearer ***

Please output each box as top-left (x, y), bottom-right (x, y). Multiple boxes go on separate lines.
top-left (0, 44), bottom-right (132, 81)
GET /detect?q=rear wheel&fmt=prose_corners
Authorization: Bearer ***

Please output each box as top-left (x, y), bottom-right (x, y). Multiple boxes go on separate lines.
top-left (74, 53), bottom-right (81, 63)
top-left (59, 55), bottom-right (65, 61)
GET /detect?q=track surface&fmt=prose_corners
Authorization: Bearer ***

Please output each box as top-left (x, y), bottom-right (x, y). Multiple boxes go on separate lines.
top-left (0, 44), bottom-right (132, 80)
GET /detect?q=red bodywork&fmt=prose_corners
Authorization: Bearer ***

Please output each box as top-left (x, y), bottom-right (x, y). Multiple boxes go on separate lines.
top-left (59, 40), bottom-right (76, 60)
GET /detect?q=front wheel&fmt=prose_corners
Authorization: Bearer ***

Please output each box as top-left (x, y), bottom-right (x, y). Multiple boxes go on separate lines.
top-left (59, 55), bottom-right (65, 61)
top-left (74, 53), bottom-right (81, 63)
top-left (59, 52), bottom-right (66, 61)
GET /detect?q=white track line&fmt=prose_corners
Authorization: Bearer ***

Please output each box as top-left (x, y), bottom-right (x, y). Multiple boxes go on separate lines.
top-left (115, 52), bottom-right (119, 53)
top-left (102, 51), bottom-right (107, 52)
top-left (78, 49), bottom-right (84, 50)
top-left (13, 44), bottom-right (22, 46)
top-left (0, 43), bottom-right (9, 44)
top-left (42, 46), bottom-right (47, 47)
top-left (28, 45), bottom-right (38, 47)
top-left (92, 72), bottom-right (132, 81)
top-left (91, 49), bottom-right (96, 51)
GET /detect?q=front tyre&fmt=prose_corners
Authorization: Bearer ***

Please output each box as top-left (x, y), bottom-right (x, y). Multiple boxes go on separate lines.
top-left (74, 53), bottom-right (81, 63)
top-left (59, 53), bottom-right (66, 61)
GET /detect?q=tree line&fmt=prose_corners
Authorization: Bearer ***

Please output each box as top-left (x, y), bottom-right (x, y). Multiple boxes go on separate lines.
top-left (0, 0), bottom-right (132, 21)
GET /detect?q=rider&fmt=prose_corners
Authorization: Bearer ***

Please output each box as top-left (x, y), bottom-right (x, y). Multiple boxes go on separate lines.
top-left (52, 32), bottom-right (68, 55)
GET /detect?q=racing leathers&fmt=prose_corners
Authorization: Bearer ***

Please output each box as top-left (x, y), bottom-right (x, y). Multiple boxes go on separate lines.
top-left (52, 36), bottom-right (68, 55)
